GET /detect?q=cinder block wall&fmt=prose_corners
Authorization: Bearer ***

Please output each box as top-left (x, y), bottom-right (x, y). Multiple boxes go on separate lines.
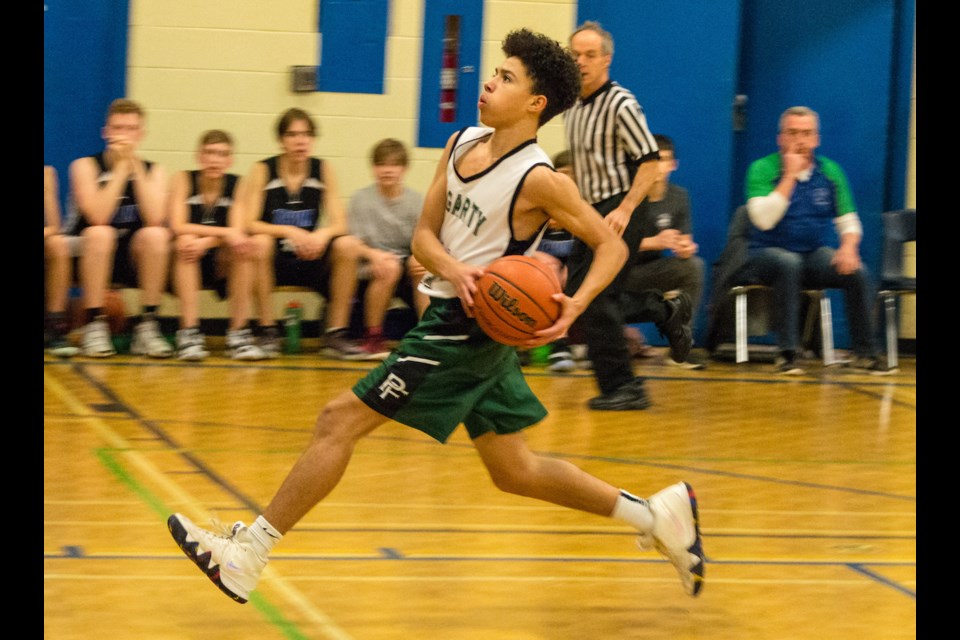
top-left (125, 1), bottom-right (916, 339)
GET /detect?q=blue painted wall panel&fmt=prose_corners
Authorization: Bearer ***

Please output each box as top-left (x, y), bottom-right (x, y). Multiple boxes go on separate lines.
top-left (44, 0), bottom-right (130, 214)
top-left (417, 0), bottom-right (483, 148)
top-left (319, 0), bottom-right (389, 94)
top-left (577, 1), bottom-right (742, 346)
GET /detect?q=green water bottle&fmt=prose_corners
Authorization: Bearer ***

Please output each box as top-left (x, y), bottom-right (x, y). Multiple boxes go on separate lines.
top-left (283, 300), bottom-right (303, 354)
top-left (530, 343), bottom-right (552, 366)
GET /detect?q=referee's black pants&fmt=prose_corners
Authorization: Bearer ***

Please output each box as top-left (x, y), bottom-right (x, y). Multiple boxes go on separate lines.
top-left (565, 193), bottom-right (665, 396)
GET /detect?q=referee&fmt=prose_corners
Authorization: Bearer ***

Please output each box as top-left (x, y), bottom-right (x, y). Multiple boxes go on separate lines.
top-left (564, 21), bottom-right (690, 410)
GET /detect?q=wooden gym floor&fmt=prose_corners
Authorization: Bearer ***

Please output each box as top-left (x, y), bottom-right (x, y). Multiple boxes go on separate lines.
top-left (44, 348), bottom-right (916, 640)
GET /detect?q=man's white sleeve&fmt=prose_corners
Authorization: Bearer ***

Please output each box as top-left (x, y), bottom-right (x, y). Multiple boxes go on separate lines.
top-left (746, 192), bottom-right (789, 230)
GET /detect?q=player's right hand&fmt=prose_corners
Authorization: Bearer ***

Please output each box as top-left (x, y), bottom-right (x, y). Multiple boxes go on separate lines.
top-left (449, 262), bottom-right (485, 316)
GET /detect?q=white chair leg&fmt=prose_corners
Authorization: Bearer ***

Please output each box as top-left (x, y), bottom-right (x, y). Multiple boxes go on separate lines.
top-left (818, 293), bottom-right (835, 366)
top-left (884, 293), bottom-right (899, 370)
top-left (734, 287), bottom-right (748, 363)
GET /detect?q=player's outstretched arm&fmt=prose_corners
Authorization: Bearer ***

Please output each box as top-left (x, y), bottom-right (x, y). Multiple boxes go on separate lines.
top-left (521, 167), bottom-right (627, 335)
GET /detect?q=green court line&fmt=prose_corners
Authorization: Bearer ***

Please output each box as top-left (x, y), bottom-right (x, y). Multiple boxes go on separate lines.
top-left (96, 447), bottom-right (311, 640)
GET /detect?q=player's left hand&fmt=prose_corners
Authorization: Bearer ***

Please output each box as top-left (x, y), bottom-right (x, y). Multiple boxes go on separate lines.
top-left (526, 292), bottom-right (580, 347)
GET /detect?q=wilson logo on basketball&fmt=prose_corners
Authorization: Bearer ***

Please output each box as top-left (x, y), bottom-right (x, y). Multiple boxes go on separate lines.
top-left (486, 282), bottom-right (536, 327)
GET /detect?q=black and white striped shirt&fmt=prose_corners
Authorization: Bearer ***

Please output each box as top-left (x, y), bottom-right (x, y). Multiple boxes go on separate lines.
top-left (564, 80), bottom-right (659, 205)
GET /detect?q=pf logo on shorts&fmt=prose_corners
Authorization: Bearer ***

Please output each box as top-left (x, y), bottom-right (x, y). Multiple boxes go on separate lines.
top-left (378, 373), bottom-right (409, 400)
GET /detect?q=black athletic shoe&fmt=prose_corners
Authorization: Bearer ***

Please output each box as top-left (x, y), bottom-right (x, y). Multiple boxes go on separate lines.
top-left (657, 291), bottom-right (692, 364)
top-left (774, 351), bottom-right (805, 375)
top-left (849, 356), bottom-right (897, 376)
top-left (587, 378), bottom-right (652, 411)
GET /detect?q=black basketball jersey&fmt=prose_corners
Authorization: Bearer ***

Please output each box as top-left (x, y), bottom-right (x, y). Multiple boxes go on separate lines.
top-left (187, 171), bottom-right (238, 227)
top-left (68, 152), bottom-right (153, 236)
top-left (260, 156), bottom-right (324, 229)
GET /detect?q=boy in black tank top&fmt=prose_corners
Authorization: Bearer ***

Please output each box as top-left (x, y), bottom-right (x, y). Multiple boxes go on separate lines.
top-left (67, 98), bottom-right (172, 359)
top-left (169, 129), bottom-right (266, 361)
top-left (245, 108), bottom-right (366, 359)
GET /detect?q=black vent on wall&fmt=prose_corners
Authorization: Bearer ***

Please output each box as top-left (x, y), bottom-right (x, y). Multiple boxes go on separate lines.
top-left (291, 66), bottom-right (318, 93)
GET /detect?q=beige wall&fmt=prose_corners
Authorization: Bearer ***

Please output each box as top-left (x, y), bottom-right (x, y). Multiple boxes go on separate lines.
top-left (128, 0), bottom-right (577, 203)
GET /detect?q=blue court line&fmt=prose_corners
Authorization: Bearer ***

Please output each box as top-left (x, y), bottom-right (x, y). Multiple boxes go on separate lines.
top-left (44, 547), bottom-right (916, 600)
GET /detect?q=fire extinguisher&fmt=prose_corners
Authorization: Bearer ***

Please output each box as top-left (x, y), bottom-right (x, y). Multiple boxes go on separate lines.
top-left (440, 36), bottom-right (458, 123)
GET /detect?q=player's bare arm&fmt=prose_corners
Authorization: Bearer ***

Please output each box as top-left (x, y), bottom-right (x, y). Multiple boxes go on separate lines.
top-left (411, 134), bottom-right (485, 308)
top-left (517, 165), bottom-right (626, 337)
top-left (131, 158), bottom-right (167, 226)
top-left (70, 156), bottom-right (135, 226)
top-left (317, 161), bottom-right (347, 238)
top-left (44, 166), bottom-right (61, 237)
top-left (245, 162), bottom-right (272, 235)
top-left (293, 162), bottom-right (343, 259)
top-left (169, 171), bottom-right (208, 263)
top-left (224, 178), bottom-right (255, 256)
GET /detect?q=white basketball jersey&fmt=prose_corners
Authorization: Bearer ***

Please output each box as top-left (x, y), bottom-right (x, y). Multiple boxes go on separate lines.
top-left (419, 126), bottom-right (552, 298)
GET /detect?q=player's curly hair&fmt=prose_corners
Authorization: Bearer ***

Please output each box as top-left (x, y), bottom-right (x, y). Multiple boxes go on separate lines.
top-left (502, 29), bottom-right (580, 127)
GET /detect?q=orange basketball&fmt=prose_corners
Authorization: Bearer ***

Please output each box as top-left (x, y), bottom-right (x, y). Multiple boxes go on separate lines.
top-left (473, 255), bottom-right (562, 346)
top-left (68, 288), bottom-right (127, 333)
top-left (104, 289), bottom-right (128, 334)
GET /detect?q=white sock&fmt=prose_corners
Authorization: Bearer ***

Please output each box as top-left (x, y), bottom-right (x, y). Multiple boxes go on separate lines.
top-left (611, 490), bottom-right (654, 533)
top-left (248, 515), bottom-right (282, 557)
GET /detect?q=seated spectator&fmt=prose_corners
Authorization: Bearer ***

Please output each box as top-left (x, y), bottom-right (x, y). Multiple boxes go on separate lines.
top-left (169, 130), bottom-right (265, 361)
top-left (621, 134), bottom-right (705, 369)
top-left (246, 107), bottom-right (366, 359)
top-left (67, 98), bottom-right (173, 358)
top-left (347, 138), bottom-right (428, 360)
top-left (735, 105), bottom-right (888, 374)
top-left (44, 165), bottom-right (79, 357)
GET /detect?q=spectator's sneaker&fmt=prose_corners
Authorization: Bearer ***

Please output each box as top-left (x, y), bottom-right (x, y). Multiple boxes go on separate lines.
top-left (321, 328), bottom-right (367, 360)
top-left (131, 318), bottom-right (174, 358)
top-left (176, 328), bottom-right (209, 361)
top-left (665, 353), bottom-right (706, 370)
top-left (587, 378), bottom-right (652, 411)
top-left (547, 349), bottom-right (576, 372)
top-left (258, 325), bottom-right (282, 359)
top-left (774, 352), bottom-right (804, 375)
top-left (637, 481), bottom-right (706, 597)
top-left (570, 343), bottom-right (591, 369)
top-left (47, 333), bottom-right (79, 358)
top-left (656, 291), bottom-right (692, 364)
top-left (81, 317), bottom-right (116, 358)
top-left (849, 356), bottom-right (897, 376)
top-left (167, 513), bottom-right (266, 604)
top-left (226, 328), bottom-right (267, 361)
top-left (360, 335), bottom-right (391, 361)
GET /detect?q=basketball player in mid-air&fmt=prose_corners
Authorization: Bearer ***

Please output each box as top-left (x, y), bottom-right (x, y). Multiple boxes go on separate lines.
top-left (168, 28), bottom-right (705, 602)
